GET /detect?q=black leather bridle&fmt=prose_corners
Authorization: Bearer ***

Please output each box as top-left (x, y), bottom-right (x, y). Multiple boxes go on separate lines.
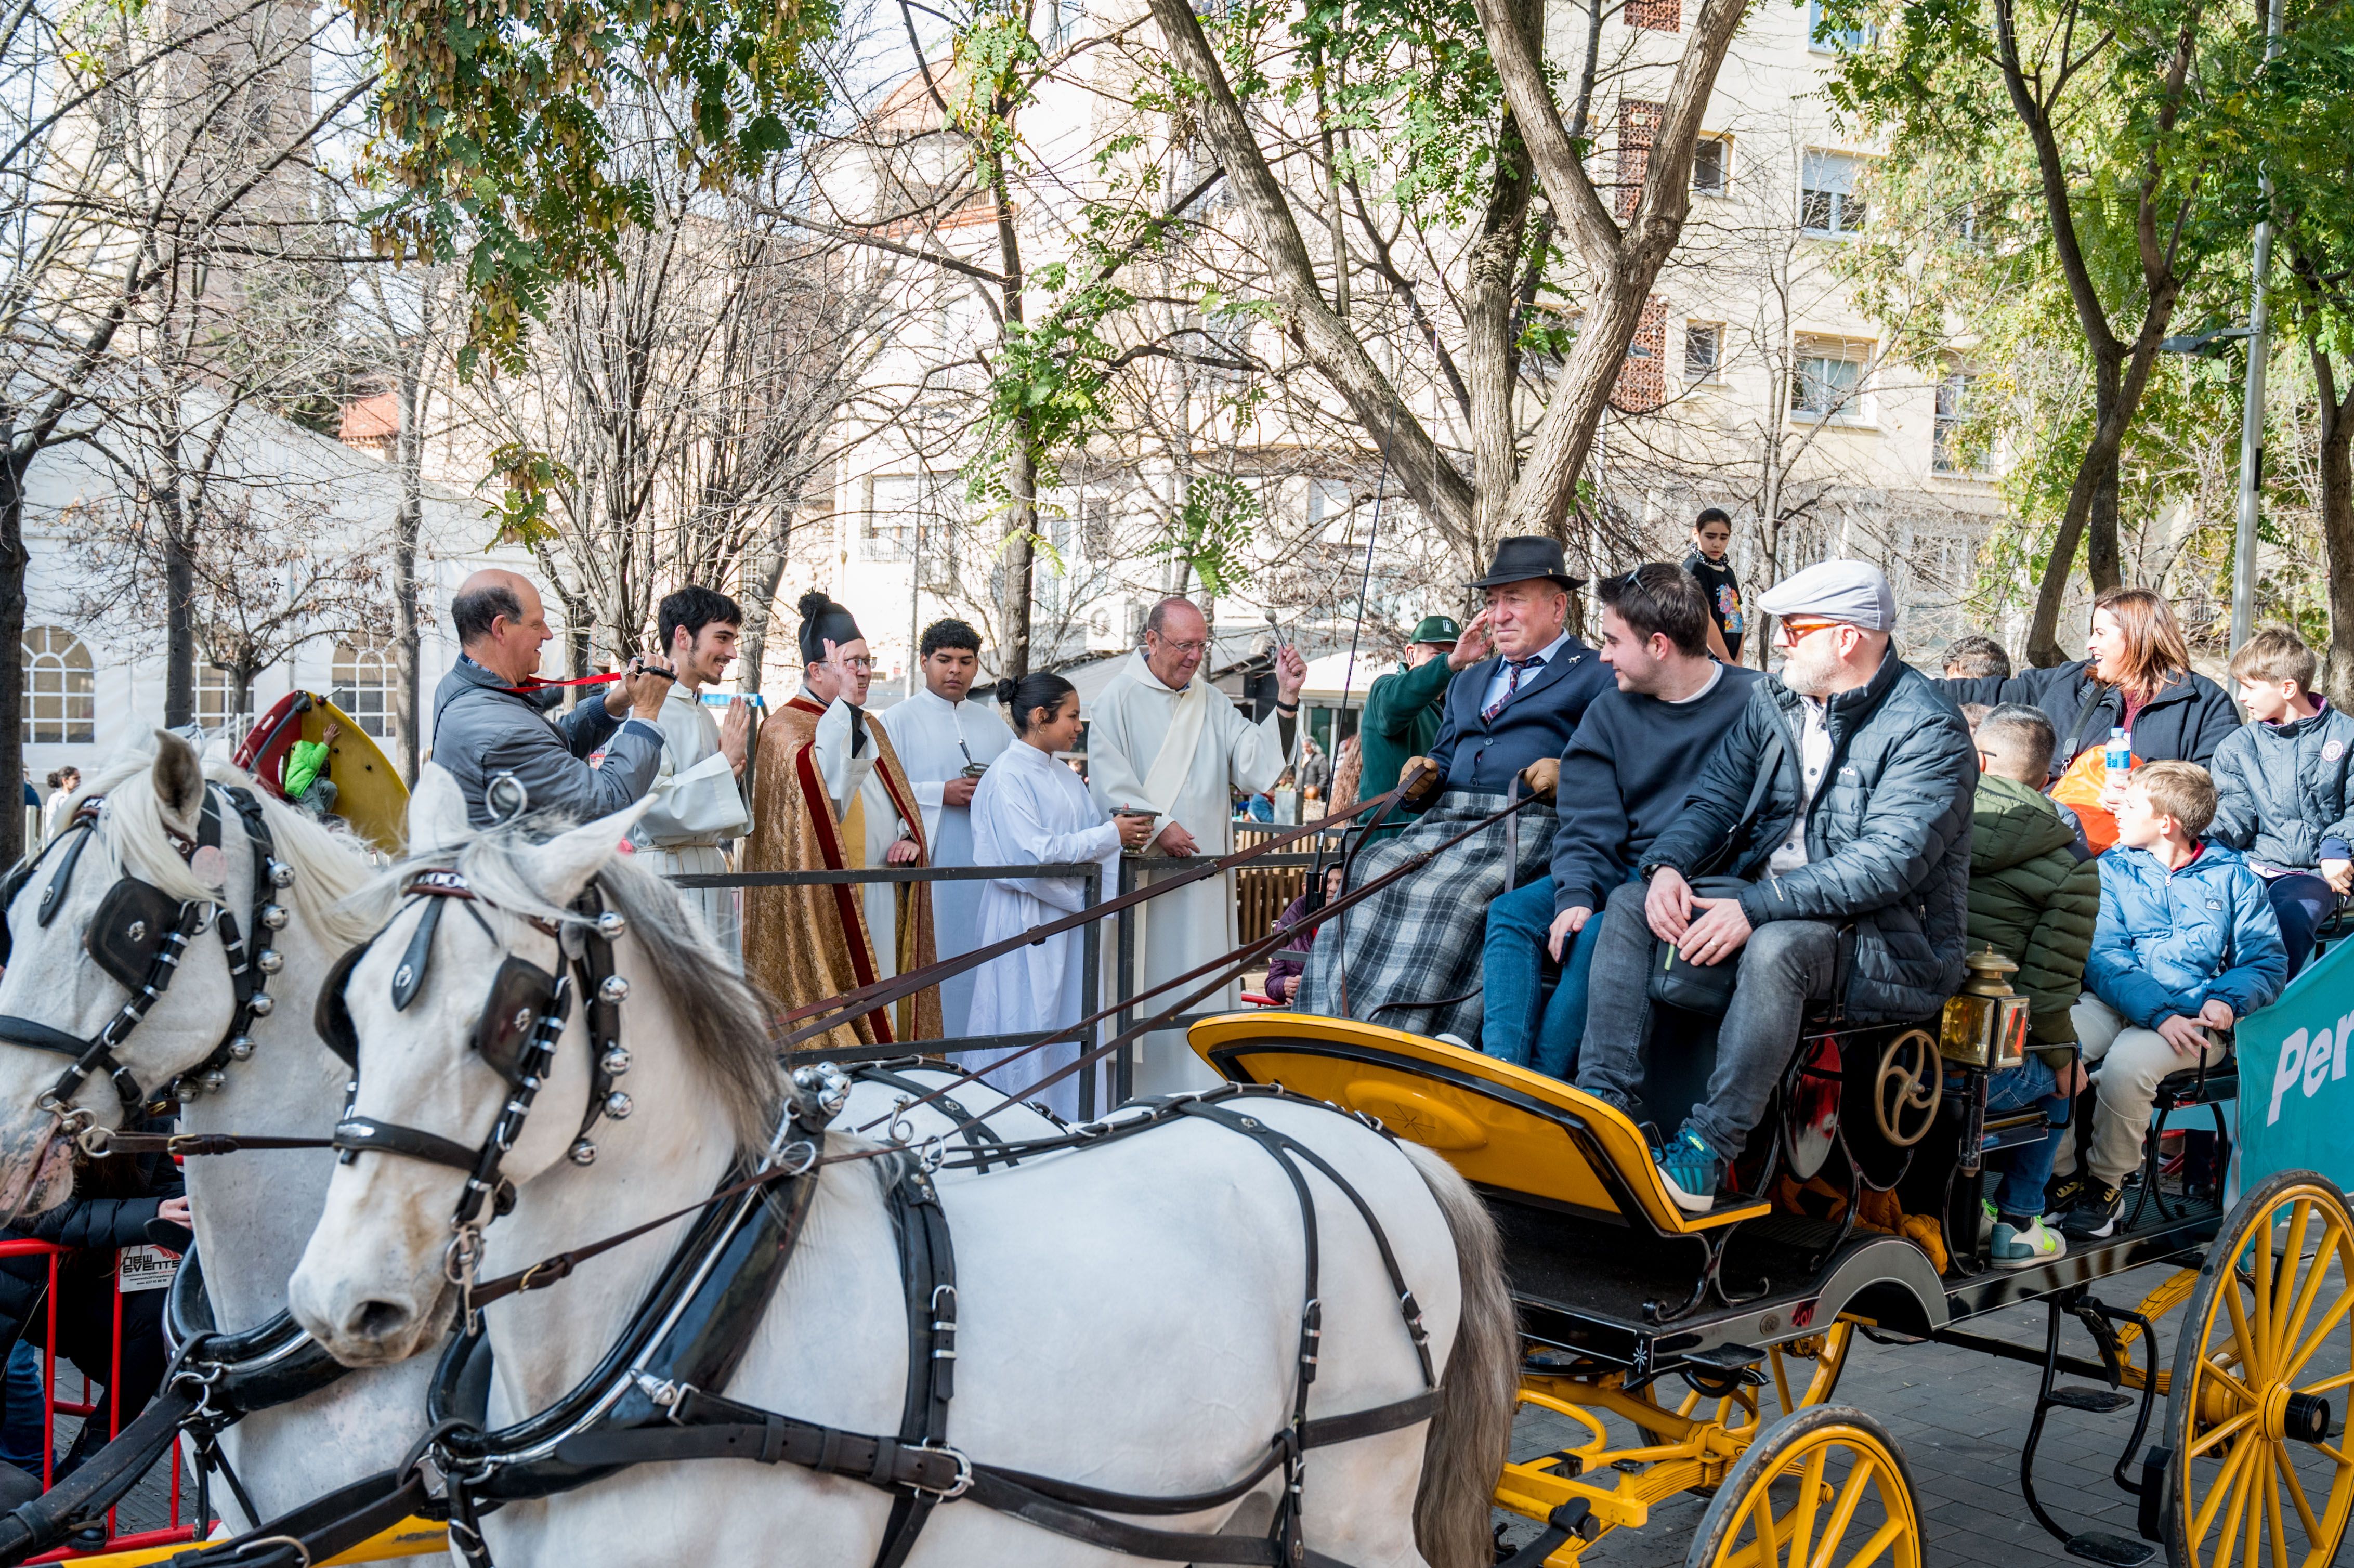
top-left (312, 868), bottom-right (631, 1322)
top-left (0, 785), bottom-right (291, 1136)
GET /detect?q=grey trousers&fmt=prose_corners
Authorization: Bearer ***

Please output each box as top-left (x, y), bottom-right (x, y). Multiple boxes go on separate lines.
top-left (1574, 880), bottom-right (1841, 1160)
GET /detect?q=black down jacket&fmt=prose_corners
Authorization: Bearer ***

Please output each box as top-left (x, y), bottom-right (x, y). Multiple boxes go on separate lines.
top-left (1642, 648), bottom-right (1978, 1022)
top-left (1939, 658), bottom-right (2239, 779)
top-left (0, 1146), bottom-right (182, 1347)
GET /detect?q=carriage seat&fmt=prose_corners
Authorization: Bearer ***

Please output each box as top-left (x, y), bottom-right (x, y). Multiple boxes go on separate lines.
top-left (1186, 1012), bottom-right (1771, 1238)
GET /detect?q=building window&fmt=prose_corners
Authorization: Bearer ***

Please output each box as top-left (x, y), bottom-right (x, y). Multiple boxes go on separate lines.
top-left (199, 667), bottom-right (256, 741)
top-left (1692, 136), bottom-right (1730, 196)
top-left (865, 473), bottom-right (921, 563)
top-left (1808, 0), bottom-right (1868, 53)
top-left (1934, 370), bottom-right (1982, 472)
top-left (22, 627), bottom-right (94, 744)
top-left (332, 640), bottom-right (394, 738)
top-left (1685, 323), bottom-right (1724, 383)
top-left (1801, 150), bottom-right (1866, 236)
top-left (1791, 337), bottom-right (1870, 422)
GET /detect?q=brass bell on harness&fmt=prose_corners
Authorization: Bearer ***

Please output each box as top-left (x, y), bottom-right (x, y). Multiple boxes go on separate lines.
top-left (247, 994), bottom-right (274, 1018)
top-left (255, 948), bottom-right (283, 976)
top-left (267, 860), bottom-right (295, 890)
top-left (259, 904), bottom-right (288, 931)
top-left (227, 1036), bottom-right (255, 1061)
top-left (1939, 947), bottom-right (2030, 1069)
top-left (600, 1047), bottom-right (631, 1077)
top-left (597, 975), bottom-right (630, 1004)
top-left (594, 911), bottom-right (629, 943)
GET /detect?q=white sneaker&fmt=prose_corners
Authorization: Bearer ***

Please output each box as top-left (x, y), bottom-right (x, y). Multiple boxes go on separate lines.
top-left (1434, 1033), bottom-right (1473, 1050)
top-left (1991, 1213), bottom-right (2067, 1269)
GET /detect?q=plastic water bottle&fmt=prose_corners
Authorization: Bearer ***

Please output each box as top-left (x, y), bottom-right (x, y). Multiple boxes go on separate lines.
top-left (2105, 726), bottom-right (2131, 775)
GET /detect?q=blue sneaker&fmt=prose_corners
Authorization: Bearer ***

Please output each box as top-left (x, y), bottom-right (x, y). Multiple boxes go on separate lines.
top-left (1654, 1128), bottom-right (1723, 1213)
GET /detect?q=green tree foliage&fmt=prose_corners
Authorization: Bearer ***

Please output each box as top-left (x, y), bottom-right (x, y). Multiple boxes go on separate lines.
top-left (350, 0), bottom-right (839, 371)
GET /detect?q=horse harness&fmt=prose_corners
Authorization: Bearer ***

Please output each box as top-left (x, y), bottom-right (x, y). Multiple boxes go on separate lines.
top-left (181, 860), bottom-right (1449, 1568)
top-left (312, 867), bottom-right (634, 1311)
top-left (0, 785), bottom-right (291, 1128)
top-left (850, 1060), bottom-right (1052, 1173)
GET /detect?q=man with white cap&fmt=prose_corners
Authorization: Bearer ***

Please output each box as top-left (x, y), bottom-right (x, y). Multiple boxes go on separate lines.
top-left (1572, 559), bottom-right (1977, 1211)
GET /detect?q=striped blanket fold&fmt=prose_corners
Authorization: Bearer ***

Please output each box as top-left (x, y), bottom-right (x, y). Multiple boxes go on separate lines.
top-left (1295, 791), bottom-right (1557, 1044)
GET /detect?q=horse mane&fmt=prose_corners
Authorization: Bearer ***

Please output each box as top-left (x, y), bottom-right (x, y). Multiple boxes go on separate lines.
top-left (378, 823), bottom-right (786, 1156)
top-left (70, 740), bottom-right (382, 950)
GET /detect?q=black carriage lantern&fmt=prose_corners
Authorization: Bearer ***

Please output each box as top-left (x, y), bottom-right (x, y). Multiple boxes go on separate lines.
top-left (1938, 946), bottom-right (2030, 1070)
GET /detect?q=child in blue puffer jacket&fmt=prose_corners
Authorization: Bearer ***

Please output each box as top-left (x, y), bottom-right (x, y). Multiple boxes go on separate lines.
top-left (2059, 761), bottom-right (2287, 1239)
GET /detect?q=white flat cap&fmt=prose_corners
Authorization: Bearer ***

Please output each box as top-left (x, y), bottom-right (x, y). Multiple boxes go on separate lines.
top-left (1756, 559), bottom-right (1897, 631)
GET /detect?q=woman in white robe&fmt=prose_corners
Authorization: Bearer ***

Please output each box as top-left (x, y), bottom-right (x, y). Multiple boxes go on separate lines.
top-left (965, 675), bottom-right (1154, 1118)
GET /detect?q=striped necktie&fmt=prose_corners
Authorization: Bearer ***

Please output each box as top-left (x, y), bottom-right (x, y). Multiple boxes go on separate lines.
top-left (1482, 655), bottom-right (1545, 722)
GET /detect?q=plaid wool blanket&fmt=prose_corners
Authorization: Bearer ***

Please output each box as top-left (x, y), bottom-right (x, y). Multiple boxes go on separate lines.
top-left (1296, 791), bottom-right (1557, 1042)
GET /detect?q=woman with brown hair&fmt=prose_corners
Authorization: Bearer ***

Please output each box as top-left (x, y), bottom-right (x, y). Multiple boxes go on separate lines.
top-left (1939, 586), bottom-right (2239, 780)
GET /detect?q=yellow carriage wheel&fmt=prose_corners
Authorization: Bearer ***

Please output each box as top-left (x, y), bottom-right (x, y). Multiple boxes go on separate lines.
top-left (1767, 1321), bottom-right (1859, 1417)
top-left (2164, 1170), bottom-right (2354, 1568)
top-left (1684, 1405), bottom-right (1921, 1568)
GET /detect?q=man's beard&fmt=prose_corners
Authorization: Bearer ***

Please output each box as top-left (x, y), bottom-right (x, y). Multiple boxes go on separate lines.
top-left (1781, 639), bottom-right (1842, 697)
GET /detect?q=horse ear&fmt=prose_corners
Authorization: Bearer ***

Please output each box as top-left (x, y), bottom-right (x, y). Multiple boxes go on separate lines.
top-left (531, 799), bottom-right (655, 906)
top-left (407, 766), bottom-right (472, 854)
top-left (151, 729), bottom-right (205, 833)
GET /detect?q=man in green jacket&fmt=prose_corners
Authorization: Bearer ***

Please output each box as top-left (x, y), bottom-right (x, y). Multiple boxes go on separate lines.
top-left (1356, 615), bottom-right (1464, 808)
top-left (1965, 702), bottom-right (2100, 1269)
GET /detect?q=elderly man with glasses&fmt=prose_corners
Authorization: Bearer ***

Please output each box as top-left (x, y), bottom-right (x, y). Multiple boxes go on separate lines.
top-left (1087, 595), bottom-right (1308, 1094)
top-left (1571, 560), bottom-right (1977, 1212)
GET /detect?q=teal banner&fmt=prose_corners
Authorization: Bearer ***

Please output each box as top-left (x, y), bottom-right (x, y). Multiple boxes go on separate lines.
top-left (2239, 929), bottom-right (2354, 1194)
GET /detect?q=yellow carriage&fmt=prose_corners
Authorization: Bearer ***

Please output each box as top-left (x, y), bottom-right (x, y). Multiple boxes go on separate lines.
top-left (1190, 1004), bottom-right (2354, 1568)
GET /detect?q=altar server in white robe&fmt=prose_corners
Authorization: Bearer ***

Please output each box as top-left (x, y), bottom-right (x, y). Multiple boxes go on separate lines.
top-left (967, 673), bottom-right (1156, 1117)
top-left (874, 618), bottom-right (1011, 1036)
top-left (630, 586), bottom-right (753, 963)
top-left (1087, 597), bottom-right (1306, 1095)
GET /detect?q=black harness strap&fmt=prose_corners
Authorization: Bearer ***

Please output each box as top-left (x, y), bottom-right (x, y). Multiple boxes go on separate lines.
top-left (872, 1166), bottom-right (957, 1568)
top-left (854, 1064), bottom-right (1030, 1172)
top-left (0, 1391), bottom-right (195, 1566)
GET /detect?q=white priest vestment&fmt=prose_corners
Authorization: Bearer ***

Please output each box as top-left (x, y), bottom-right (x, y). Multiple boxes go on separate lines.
top-left (813, 699), bottom-right (918, 981)
top-left (874, 689), bottom-right (1012, 1036)
top-left (630, 684), bottom-right (752, 965)
top-left (964, 740), bottom-right (1123, 1119)
top-left (1087, 650), bottom-right (1290, 1095)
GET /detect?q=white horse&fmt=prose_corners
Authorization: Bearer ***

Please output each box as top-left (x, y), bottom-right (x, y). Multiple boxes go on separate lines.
top-left (287, 774), bottom-right (1517, 1568)
top-left (0, 731), bottom-right (439, 1527)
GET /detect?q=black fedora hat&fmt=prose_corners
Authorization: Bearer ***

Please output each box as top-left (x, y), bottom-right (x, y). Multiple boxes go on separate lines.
top-left (1467, 535), bottom-right (1585, 591)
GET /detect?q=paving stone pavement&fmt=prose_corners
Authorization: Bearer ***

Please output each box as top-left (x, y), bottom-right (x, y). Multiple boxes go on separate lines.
top-left (1497, 1263), bottom-right (2199, 1568)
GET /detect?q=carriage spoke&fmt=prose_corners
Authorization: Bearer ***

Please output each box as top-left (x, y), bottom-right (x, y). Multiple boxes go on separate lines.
top-left (1749, 1476), bottom-right (1787, 1568)
top-left (2229, 1273), bottom-right (2270, 1386)
top-left (1833, 1515), bottom-right (1908, 1568)
top-left (2193, 1428), bottom-right (2261, 1554)
top-left (1804, 1453), bottom-right (1876, 1568)
top-left (2275, 1442), bottom-right (2322, 1557)
top-left (2202, 1360), bottom-right (2263, 1416)
top-left (1788, 1444), bottom-right (1832, 1568)
top-left (2188, 1409), bottom-right (2260, 1461)
top-left (2215, 1436), bottom-right (2257, 1568)
top-left (2270, 1204), bottom-right (2313, 1368)
top-left (2272, 1206), bottom-right (2327, 1370)
top-left (2278, 1279), bottom-right (2354, 1386)
top-left (2263, 1444), bottom-right (2288, 1568)
top-left (1771, 1348), bottom-right (1796, 1417)
top-left (2255, 1229), bottom-right (2279, 1382)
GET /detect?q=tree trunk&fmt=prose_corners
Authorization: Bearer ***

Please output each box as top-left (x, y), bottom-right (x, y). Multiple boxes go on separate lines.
top-left (0, 446), bottom-right (26, 867)
top-left (393, 356), bottom-right (425, 785)
top-left (739, 510), bottom-right (795, 697)
top-left (986, 136), bottom-right (1037, 681)
top-left (2025, 347), bottom-right (2142, 664)
top-left (163, 495), bottom-right (196, 729)
top-left (2316, 348), bottom-right (2354, 708)
top-left (1463, 97), bottom-right (1535, 550)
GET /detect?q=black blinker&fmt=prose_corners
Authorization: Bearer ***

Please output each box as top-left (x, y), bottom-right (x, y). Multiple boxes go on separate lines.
top-left (472, 957), bottom-right (556, 1084)
top-left (315, 944), bottom-right (367, 1066)
top-left (86, 880), bottom-right (184, 992)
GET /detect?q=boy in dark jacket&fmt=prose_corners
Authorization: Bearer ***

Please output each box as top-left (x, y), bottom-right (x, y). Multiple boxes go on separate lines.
top-left (2061, 763), bottom-right (2287, 1238)
top-left (1965, 705), bottom-right (2100, 1265)
top-left (2209, 627), bottom-right (2354, 976)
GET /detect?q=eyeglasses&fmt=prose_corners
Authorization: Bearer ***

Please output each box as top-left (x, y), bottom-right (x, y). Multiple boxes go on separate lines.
top-left (1775, 617), bottom-right (1846, 644)
top-left (1153, 637), bottom-right (1212, 657)
top-left (830, 655), bottom-right (876, 672)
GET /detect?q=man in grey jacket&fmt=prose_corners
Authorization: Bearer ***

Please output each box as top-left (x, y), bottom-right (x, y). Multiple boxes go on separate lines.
top-left (431, 568), bottom-right (672, 826)
top-left (1574, 560), bottom-right (1976, 1212)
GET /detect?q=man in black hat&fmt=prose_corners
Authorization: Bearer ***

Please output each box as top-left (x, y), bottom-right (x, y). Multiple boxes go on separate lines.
top-left (1296, 537), bottom-right (1612, 1044)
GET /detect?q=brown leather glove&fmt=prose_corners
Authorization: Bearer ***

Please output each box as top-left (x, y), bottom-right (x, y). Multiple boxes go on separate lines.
top-left (1399, 756), bottom-right (1442, 806)
top-left (1518, 757), bottom-right (1560, 805)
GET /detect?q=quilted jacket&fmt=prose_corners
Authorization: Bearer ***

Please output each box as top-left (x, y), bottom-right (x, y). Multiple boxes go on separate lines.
top-left (2086, 842), bottom-right (2287, 1029)
top-left (2207, 701), bottom-right (2354, 873)
top-left (1967, 774), bottom-right (2100, 1065)
top-left (1642, 648), bottom-right (1977, 1021)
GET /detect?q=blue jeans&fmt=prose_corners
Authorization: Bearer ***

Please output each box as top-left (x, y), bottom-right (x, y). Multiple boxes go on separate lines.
top-left (1481, 878), bottom-right (1608, 1078)
top-left (2266, 873), bottom-right (2338, 978)
top-left (1976, 1056), bottom-right (2067, 1219)
top-left (0, 1341), bottom-right (45, 1474)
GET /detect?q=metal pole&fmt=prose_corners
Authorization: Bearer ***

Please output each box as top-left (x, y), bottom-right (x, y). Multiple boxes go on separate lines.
top-left (2231, 0), bottom-right (2284, 655)
top-left (1078, 872), bottom-right (1100, 1121)
top-left (1115, 855), bottom-right (1137, 1103)
top-left (907, 517), bottom-right (922, 700)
